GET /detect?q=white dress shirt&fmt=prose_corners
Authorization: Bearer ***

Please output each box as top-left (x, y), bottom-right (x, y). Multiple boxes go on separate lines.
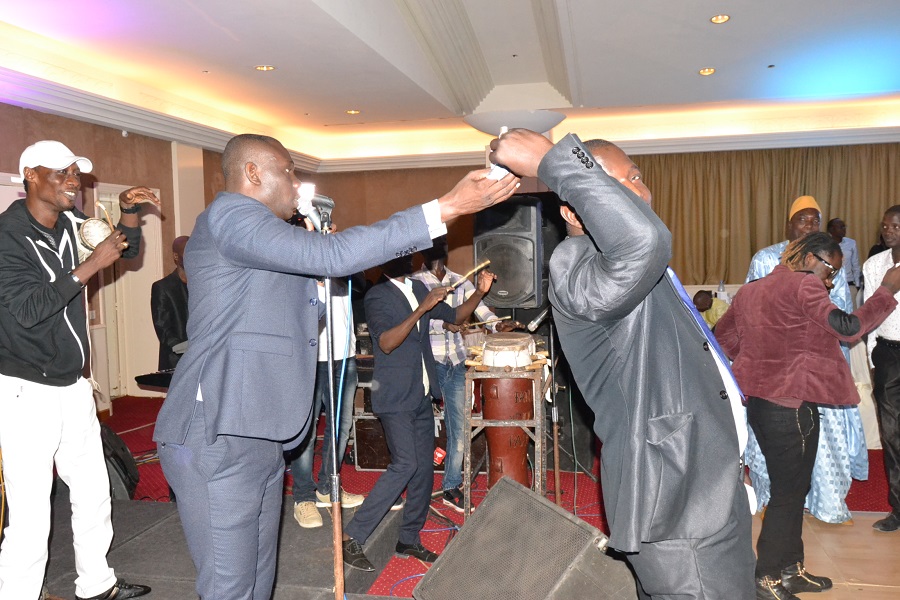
top-left (863, 249), bottom-right (900, 366)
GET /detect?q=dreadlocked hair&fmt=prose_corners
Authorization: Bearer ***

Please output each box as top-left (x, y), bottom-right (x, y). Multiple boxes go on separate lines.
top-left (781, 232), bottom-right (842, 272)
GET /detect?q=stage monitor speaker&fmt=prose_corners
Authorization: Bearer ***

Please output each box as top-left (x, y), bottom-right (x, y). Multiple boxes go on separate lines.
top-left (413, 478), bottom-right (638, 600)
top-left (474, 196), bottom-right (544, 308)
top-left (100, 423), bottom-right (139, 500)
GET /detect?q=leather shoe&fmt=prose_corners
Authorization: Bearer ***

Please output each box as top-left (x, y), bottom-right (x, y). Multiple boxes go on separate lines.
top-left (755, 576), bottom-right (799, 600)
top-left (395, 541), bottom-right (438, 563)
top-left (342, 538), bottom-right (375, 572)
top-left (75, 579), bottom-right (151, 600)
top-left (781, 562), bottom-right (832, 593)
top-left (873, 512), bottom-right (900, 532)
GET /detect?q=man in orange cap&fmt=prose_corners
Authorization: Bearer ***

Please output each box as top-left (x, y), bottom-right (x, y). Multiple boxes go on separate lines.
top-left (745, 195), bottom-right (862, 525)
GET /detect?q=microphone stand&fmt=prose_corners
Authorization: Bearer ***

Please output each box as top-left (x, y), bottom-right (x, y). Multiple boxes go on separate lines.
top-left (316, 210), bottom-right (345, 600)
top-left (547, 318), bottom-right (563, 506)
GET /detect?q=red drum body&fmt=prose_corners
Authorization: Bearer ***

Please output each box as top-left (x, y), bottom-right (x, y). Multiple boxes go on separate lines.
top-left (479, 333), bottom-right (537, 488)
top-left (481, 377), bottom-right (533, 488)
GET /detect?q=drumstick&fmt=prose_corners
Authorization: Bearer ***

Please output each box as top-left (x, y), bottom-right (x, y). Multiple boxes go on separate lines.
top-left (467, 316), bottom-right (511, 327)
top-left (450, 259), bottom-right (491, 290)
top-left (95, 202), bottom-right (115, 230)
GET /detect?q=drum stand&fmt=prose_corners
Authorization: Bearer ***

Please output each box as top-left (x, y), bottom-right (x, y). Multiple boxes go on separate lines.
top-left (462, 367), bottom-right (546, 519)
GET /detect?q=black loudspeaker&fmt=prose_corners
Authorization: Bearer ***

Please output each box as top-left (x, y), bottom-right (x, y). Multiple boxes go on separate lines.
top-left (414, 478), bottom-right (639, 600)
top-left (100, 423), bottom-right (139, 500)
top-left (475, 196), bottom-right (542, 308)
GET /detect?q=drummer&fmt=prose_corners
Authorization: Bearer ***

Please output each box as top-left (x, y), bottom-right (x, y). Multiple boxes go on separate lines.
top-left (342, 255), bottom-right (498, 572)
top-left (411, 237), bottom-right (522, 512)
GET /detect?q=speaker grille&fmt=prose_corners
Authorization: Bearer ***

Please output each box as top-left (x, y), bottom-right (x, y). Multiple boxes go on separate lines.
top-left (414, 478), bottom-right (636, 600)
top-left (475, 236), bottom-right (535, 306)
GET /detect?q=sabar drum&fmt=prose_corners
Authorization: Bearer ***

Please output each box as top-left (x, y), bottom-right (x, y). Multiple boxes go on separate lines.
top-left (480, 333), bottom-right (536, 489)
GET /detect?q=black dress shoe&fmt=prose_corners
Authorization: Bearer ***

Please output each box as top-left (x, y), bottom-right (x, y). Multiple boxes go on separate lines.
top-left (755, 576), bottom-right (799, 600)
top-left (342, 538), bottom-right (375, 572)
top-left (781, 562), bottom-right (832, 593)
top-left (395, 541), bottom-right (438, 563)
top-left (873, 512), bottom-right (900, 532)
top-left (75, 579), bottom-right (151, 600)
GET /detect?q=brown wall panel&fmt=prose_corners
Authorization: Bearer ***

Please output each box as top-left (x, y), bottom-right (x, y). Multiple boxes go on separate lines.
top-left (0, 102), bottom-right (176, 270)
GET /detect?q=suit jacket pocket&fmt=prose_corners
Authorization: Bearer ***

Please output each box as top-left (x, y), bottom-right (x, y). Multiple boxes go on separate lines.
top-left (229, 332), bottom-right (293, 355)
top-left (645, 412), bottom-right (695, 539)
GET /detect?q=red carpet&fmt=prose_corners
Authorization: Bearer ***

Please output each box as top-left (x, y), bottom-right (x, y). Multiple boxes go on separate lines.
top-left (105, 395), bottom-right (891, 597)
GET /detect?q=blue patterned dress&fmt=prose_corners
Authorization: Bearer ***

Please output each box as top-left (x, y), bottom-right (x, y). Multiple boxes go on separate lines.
top-left (743, 241), bottom-right (867, 523)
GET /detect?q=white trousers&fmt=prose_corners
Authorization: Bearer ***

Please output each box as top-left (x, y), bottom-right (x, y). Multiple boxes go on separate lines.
top-left (0, 375), bottom-right (117, 600)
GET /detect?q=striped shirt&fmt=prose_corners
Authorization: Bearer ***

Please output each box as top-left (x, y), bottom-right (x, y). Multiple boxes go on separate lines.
top-left (410, 266), bottom-right (501, 365)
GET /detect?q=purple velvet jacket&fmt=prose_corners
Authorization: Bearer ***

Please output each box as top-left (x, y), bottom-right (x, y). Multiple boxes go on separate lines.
top-left (715, 265), bottom-right (896, 408)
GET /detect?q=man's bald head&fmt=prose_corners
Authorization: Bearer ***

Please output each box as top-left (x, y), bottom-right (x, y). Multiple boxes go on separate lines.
top-left (222, 134), bottom-right (282, 188)
top-left (583, 139), bottom-right (652, 204)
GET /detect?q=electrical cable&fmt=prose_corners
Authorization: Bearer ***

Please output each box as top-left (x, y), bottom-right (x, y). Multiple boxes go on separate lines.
top-left (389, 573), bottom-right (425, 596)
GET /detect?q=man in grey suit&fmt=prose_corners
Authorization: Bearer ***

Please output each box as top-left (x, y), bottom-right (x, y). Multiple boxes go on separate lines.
top-left (153, 134), bottom-right (519, 600)
top-left (491, 130), bottom-right (754, 599)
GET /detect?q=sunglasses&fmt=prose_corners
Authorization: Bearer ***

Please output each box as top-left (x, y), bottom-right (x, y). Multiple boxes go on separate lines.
top-left (812, 254), bottom-right (838, 278)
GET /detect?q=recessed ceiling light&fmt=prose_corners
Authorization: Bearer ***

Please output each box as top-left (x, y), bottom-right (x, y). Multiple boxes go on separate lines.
top-left (345, 109), bottom-right (361, 115)
top-left (710, 14), bottom-right (730, 24)
top-left (254, 65), bottom-right (276, 72)
top-left (699, 67), bottom-right (716, 76)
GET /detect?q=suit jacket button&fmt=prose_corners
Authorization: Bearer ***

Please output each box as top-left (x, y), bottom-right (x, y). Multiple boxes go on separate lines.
top-left (720, 390), bottom-right (728, 399)
top-left (310, 339), bottom-right (317, 347)
top-left (703, 341), bottom-right (710, 351)
top-left (577, 151), bottom-right (585, 159)
top-left (309, 298), bottom-right (317, 306)
top-left (572, 147), bottom-right (580, 154)
top-left (586, 161), bottom-right (594, 168)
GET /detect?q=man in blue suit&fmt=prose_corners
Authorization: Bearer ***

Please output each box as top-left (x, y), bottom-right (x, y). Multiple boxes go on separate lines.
top-left (153, 134), bottom-right (519, 600)
top-left (342, 256), bottom-right (496, 571)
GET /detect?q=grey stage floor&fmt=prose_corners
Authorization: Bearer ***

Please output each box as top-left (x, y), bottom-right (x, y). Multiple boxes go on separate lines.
top-left (43, 483), bottom-right (395, 599)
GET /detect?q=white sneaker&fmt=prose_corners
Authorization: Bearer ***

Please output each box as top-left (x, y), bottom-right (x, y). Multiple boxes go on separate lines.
top-left (293, 501), bottom-right (323, 528)
top-left (316, 489), bottom-right (365, 509)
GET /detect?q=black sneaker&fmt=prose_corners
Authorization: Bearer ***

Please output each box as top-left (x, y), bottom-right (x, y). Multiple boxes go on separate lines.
top-left (780, 562), bottom-right (832, 593)
top-left (75, 579), bottom-right (151, 600)
top-left (342, 538), bottom-right (375, 572)
top-left (442, 487), bottom-right (465, 513)
top-left (755, 576), bottom-right (799, 600)
top-left (395, 541), bottom-right (439, 563)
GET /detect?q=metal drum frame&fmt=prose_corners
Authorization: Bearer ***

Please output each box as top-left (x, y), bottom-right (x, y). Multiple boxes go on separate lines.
top-left (463, 366), bottom-right (545, 518)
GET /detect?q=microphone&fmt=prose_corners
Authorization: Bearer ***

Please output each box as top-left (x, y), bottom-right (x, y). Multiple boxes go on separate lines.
top-left (312, 194), bottom-right (334, 231)
top-left (296, 185), bottom-right (335, 232)
top-left (526, 306), bottom-right (551, 332)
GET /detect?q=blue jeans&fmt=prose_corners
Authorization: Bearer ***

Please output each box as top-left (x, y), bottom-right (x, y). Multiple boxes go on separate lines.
top-left (290, 358), bottom-right (358, 502)
top-left (435, 361), bottom-right (466, 491)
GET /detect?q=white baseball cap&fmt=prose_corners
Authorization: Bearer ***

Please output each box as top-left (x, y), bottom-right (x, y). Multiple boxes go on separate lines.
top-left (12, 140), bottom-right (93, 183)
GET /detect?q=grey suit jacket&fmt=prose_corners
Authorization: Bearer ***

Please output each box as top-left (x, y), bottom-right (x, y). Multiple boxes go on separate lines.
top-left (364, 277), bottom-right (455, 414)
top-left (545, 134), bottom-right (743, 552)
top-left (153, 192), bottom-right (433, 450)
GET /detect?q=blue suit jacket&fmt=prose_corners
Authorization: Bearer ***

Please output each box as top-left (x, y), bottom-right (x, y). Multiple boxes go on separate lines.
top-left (153, 192), bottom-right (433, 449)
top-left (365, 277), bottom-right (455, 414)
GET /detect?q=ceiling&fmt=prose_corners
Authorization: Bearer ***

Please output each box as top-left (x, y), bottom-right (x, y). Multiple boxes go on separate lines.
top-left (1, 0), bottom-right (899, 171)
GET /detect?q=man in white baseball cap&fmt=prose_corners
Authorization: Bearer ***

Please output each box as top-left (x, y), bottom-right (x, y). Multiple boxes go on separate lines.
top-left (0, 140), bottom-right (158, 600)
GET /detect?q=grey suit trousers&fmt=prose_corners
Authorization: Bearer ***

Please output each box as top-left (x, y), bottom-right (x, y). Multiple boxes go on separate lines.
top-left (158, 403), bottom-right (285, 600)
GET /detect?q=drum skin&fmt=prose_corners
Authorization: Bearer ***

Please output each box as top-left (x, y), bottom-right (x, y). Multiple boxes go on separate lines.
top-left (481, 377), bottom-right (533, 488)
